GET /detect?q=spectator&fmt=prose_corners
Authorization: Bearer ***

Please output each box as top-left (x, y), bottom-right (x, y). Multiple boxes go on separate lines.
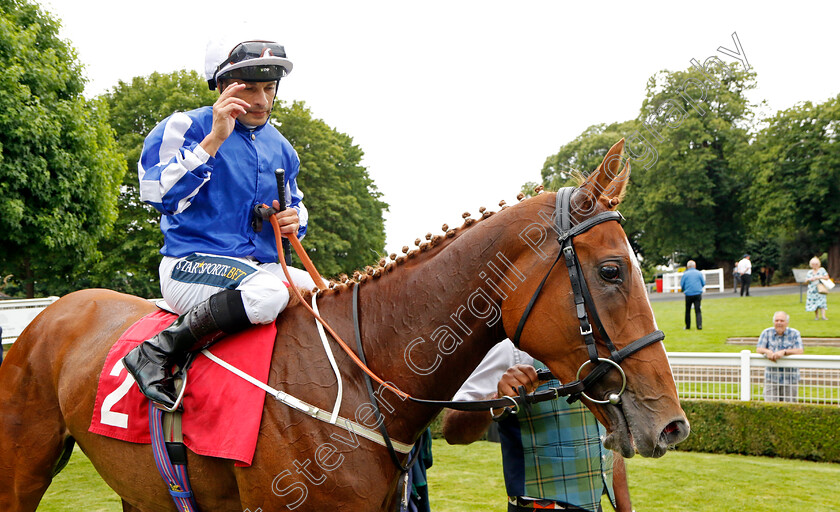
top-left (680, 260), bottom-right (705, 330)
top-left (732, 263), bottom-right (741, 294)
top-left (756, 311), bottom-right (803, 402)
top-left (736, 254), bottom-right (752, 296)
top-left (443, 340), bottom-right (631, 512)
top-left (805, 256), bottom-right (830, 321)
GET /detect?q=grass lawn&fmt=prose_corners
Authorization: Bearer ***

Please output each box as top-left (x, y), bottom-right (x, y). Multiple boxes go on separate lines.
top-left (650, 291), bottom-right (840, 355)
top-left (38, 446), bottom-right (121, 512)
top-left (38, 441), bottom-right (840, 511)
top-left (427, 440), bottom-right (840, 512)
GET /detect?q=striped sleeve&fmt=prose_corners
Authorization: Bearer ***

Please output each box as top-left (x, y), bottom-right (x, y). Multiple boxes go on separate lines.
top-left (138, 112), bottom-right (213, 216)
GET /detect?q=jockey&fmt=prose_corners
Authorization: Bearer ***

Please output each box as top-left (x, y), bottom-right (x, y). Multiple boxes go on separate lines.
top-left (123, 39), bottom-right (321, 409)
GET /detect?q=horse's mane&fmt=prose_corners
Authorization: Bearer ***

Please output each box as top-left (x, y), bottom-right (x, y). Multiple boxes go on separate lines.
top-left (290, 190), bottom-right (543, 304)
top-left (288, 180), bottom-right (628, 308)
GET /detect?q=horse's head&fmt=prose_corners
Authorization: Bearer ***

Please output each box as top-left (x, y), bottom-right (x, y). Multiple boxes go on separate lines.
top-left (507, 139), bottom-right (689, 458)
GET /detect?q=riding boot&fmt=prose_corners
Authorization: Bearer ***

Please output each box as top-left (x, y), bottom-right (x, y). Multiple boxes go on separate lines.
top-left (123, 289), bottom-right (251, 409)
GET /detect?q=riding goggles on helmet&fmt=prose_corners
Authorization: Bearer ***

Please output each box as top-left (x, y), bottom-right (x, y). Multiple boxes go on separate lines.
top-left (211, 40), bottom-right (293, 90)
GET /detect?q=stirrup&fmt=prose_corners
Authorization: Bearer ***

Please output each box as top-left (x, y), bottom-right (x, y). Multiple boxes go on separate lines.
top-left (155, 369), bottom-right (189, 413)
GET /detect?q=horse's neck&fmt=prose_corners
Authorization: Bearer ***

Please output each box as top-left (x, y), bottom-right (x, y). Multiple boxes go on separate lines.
top-left (357, 200), bottom-right (548, 434)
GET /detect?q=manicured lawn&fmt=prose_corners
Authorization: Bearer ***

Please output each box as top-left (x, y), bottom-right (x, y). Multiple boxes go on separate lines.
top-left (427, 440), bottom-right (840, 512)
top-left (38, 441), bottom-right (840, 511)
top-left (650, 291), bottom-right (840, 355)
top-left (38, 446), bottom-right (121, 511)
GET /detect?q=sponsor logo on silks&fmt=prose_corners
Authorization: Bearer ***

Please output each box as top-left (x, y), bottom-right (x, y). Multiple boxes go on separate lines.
top-left (171, 254), bottom-right (256, 289)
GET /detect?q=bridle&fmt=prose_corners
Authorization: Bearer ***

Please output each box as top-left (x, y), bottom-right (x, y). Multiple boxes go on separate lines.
top-left (511, 186), bottom-right (665, 404)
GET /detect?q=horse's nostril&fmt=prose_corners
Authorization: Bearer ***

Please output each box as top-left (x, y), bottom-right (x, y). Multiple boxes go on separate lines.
top-left (661, 419), bottom-right (690, 445)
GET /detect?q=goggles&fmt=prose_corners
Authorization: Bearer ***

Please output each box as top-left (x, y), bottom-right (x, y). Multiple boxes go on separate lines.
top-left (212, 40), bottom-right (293, 89)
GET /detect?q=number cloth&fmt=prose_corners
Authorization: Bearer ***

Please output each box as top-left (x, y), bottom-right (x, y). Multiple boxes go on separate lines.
top-left (89, 310), bottom-right (275, 466)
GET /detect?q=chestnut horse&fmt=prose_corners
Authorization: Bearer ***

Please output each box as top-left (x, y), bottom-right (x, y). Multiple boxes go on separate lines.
top-left (0, 140), bottom-right (688, 511)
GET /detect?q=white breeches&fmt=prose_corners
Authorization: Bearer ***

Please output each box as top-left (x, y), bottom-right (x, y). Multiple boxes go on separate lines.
top-left (159, 253), bottom-right (322, 324)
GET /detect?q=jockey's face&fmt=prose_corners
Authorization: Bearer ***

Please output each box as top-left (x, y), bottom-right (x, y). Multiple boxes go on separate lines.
top-left (219, 79), bottom-right (277, 126)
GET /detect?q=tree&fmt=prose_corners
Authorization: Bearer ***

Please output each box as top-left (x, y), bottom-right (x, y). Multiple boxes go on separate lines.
top-left (747, 94), bottom-right (840, 275)
top-left (275, 101), bottom-right (388, 277)
top-left (0, 0), bottom-right (125, 297)
top-left (535, 63), bottom-right (758, 281)
top-left (622, 64), bottom-right (757, 270)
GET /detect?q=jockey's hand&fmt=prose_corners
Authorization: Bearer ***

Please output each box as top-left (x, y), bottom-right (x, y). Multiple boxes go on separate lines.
top-left (201, 83), bottom-right (249, 157)
top-left (497, 364), bottom-right (540, 398)
top-left (272, 200), bottom-right (300, 237)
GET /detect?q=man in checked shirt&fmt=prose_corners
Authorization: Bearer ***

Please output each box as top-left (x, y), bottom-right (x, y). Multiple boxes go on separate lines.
top-left (756, 311), bottom-right (804, 402)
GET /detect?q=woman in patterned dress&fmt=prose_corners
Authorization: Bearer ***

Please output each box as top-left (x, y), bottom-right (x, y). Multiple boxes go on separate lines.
top-left (805, 256), bottom-right (830, 320)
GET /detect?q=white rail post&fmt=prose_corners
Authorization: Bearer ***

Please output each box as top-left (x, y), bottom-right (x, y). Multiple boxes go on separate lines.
top-left (740, 350), bottom-right (752, 401)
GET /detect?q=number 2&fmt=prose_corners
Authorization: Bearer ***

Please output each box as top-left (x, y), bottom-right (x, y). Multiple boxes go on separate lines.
top-left (100, 358), bottom-right (134, 428)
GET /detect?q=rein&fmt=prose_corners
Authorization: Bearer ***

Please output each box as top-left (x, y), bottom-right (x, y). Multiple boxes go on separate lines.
top-left (258, 197), bottom-right (411, 400)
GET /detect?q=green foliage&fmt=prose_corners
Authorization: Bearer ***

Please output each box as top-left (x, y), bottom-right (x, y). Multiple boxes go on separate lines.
top-left (624, 66), bottom-right (757, 268)
top-left (676, 400), bottom-right (840, 462)
top-left (0, 0), bottom-right (125, 297)
top-left (747, 94), bottom-right (840, 273)
top-left (536, 64), bottom-right (760, 270)
top-left (743, 236), bottom-right (781, 273)
top-left (538, 120), bottom-right (648, 259)
top-left (274, 101), bottom-right (388, 277)
top-left (748, 95), bottom-right (840, 241)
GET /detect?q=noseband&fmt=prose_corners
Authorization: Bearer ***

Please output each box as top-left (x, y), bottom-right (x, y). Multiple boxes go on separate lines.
top-left (512, 187), bottom-right (665, 404)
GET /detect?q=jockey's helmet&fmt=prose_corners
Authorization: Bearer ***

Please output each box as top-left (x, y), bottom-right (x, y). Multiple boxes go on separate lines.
top-left (205, 39), bottom-right (293, 90)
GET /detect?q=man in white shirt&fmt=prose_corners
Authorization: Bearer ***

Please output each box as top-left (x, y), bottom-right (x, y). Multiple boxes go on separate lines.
top-left (736, 254), bottom-right (752, 297)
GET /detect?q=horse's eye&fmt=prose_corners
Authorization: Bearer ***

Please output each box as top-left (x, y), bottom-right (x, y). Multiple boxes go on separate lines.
top-left (599, 264), bottom-right (621, 282)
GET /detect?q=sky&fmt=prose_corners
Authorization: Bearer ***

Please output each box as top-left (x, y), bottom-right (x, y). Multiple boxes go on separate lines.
top-left (39, 0), bottom-right (840, 256)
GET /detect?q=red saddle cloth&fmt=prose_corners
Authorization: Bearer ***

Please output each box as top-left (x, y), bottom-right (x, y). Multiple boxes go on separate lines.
top-left (89, 309), bottom-right (276, 467)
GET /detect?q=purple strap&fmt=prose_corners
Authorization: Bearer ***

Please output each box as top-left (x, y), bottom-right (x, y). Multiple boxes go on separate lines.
top-left (149, 403), bottom-right (199, 511)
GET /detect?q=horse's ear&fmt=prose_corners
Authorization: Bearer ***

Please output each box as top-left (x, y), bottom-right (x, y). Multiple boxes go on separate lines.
top-left (580, 138), bottom-right (628, 209)
top-left (606, 159), bottom-right (630, 210)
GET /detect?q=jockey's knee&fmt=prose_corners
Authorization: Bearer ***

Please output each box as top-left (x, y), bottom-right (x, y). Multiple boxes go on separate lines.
top-left (240, 282), bottom-right (290, 325)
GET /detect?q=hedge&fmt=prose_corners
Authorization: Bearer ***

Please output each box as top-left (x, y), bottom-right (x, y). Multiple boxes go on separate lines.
top-left (675, 400), bottom-right (840, 462)
top-left (430, 400), bottom-right (840, 462)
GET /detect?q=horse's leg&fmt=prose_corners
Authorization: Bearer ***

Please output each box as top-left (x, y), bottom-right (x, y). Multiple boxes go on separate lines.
top-left (121, 499), bottom-right (141, 511)
top-left (0, 345), bottom-right (72, 511)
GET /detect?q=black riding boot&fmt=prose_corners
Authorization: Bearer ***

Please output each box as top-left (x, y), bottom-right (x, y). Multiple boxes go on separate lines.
top-left (123, 289), bottom-right (251, 409)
